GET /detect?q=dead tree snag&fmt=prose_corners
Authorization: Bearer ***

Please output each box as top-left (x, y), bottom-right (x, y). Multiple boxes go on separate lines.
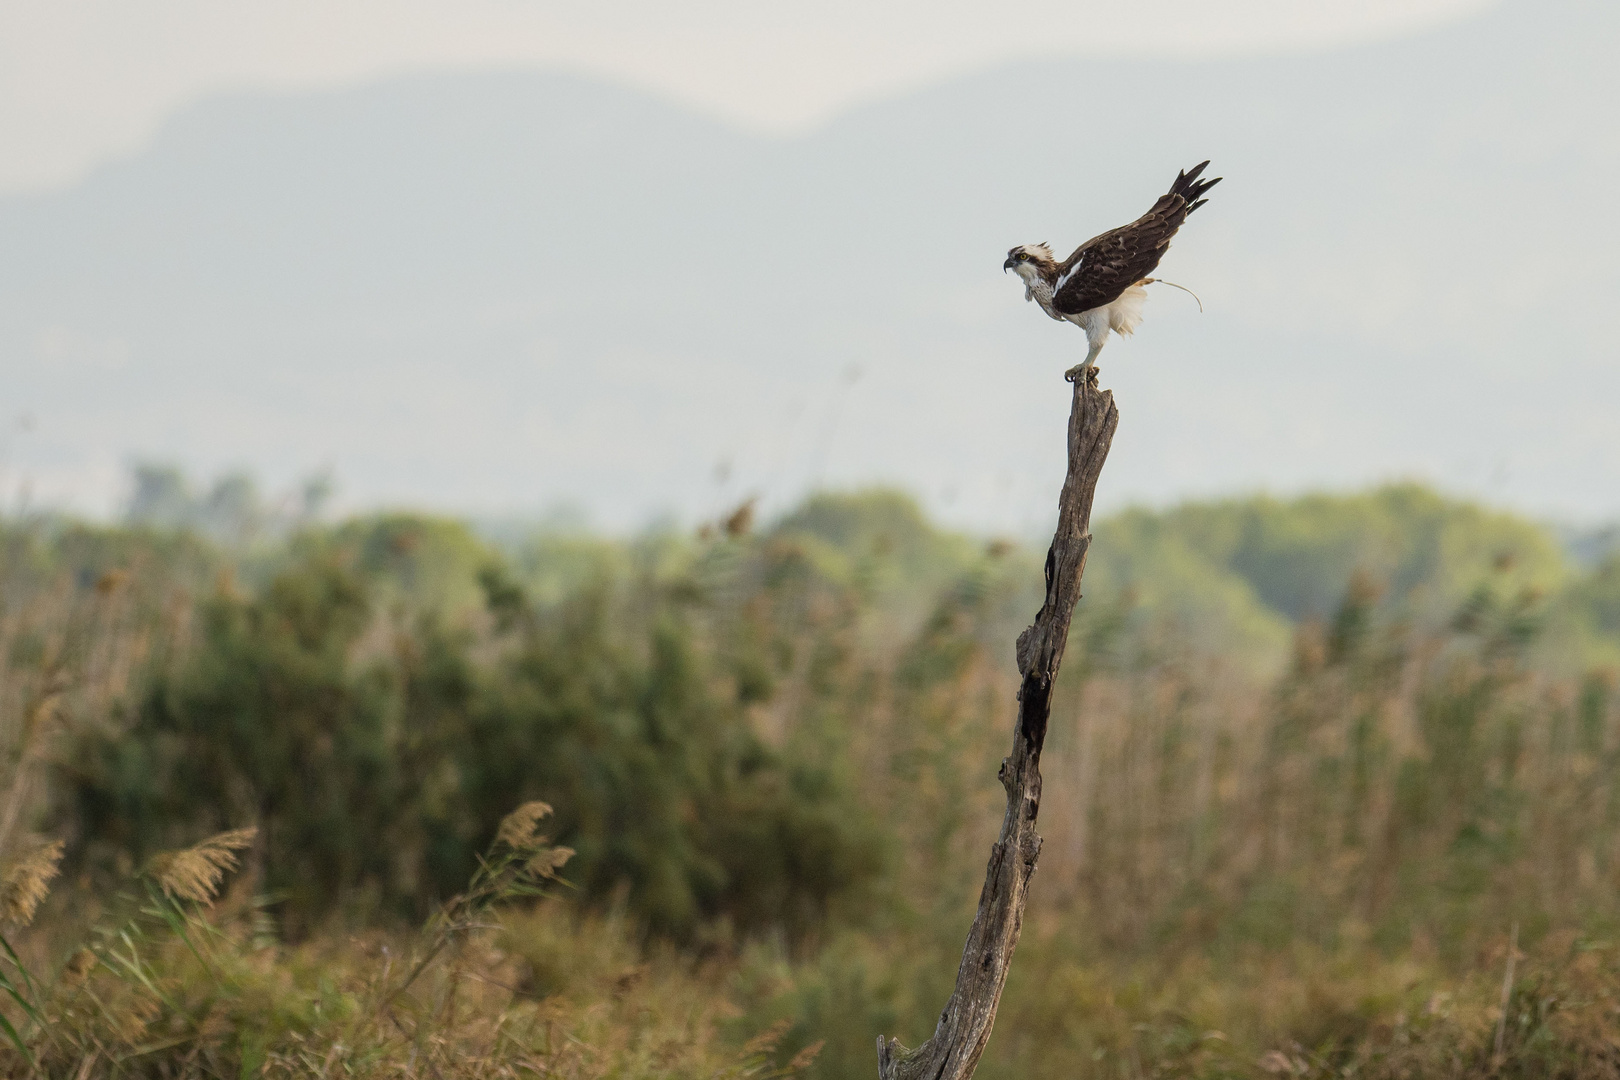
top-left (877, 367), bottom-right (1119, 1080)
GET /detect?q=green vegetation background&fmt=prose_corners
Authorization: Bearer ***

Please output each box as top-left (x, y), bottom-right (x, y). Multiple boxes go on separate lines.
top-left (3, 481), bottom-right (1620, 1077)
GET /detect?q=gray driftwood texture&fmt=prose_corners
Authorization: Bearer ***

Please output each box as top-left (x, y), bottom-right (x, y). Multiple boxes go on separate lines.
top-left (877, 368), bottom-right (1119, 1080)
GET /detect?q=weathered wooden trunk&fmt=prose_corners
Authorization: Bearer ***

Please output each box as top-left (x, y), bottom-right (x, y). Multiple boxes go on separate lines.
top-left (878, 369), bottom-right (1119, 1080)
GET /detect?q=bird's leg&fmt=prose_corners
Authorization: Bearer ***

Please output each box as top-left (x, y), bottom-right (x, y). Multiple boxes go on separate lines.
top-left (1064, 340), bottom-right (1105, 382)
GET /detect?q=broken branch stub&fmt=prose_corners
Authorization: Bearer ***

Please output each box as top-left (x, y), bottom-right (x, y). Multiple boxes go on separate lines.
top-left (877, 367), bottom-right (1118, 1080)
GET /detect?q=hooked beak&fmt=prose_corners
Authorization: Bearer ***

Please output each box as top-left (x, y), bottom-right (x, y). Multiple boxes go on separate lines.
top-left (1003, 257), bottom-right (1015, 272)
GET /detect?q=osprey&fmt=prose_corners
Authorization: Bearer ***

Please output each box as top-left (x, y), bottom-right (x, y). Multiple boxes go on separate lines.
top-left (1005, 161), bottom-right (1220, 379)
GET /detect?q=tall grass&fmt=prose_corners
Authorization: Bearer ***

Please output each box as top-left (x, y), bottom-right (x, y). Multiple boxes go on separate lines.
top-left (0, 806), bottom-right (820, 1078)
top-left (1034, 572), bottom-right (1620, 963)
top-left (3, 490), bottom-right (1620, 1077)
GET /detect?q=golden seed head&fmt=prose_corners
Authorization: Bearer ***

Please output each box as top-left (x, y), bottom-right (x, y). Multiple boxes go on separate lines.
top-left (0, 840), bottom-right (65, 927)
top-left (496, 801), bottom-right (554, 850)
top-left (149, 827), bottom-right (257, 904)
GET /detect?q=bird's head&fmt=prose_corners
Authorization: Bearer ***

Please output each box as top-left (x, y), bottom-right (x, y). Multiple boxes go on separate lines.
top-left (1003, 243), bottom-right (1055, 286)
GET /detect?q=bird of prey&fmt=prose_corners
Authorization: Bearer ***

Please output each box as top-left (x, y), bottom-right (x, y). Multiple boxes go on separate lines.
top-left (1005, 161), bottom-right (1220, 379)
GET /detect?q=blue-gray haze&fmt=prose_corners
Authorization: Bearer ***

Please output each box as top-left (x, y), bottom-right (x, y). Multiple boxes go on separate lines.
top-left (1, 0), bottom-right (1614, 530)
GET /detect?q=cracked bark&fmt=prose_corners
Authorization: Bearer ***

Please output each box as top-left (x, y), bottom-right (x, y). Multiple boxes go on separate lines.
top-left (877, 367), bottom-right (1119, 1080)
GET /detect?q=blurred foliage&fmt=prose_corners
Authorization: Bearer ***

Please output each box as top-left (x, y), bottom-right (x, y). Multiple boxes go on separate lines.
top-left (124, 461), bottom-right (333, 545)
top-left (0, 820), bottom-right (810, 1078)
top-left (3, 480), bottom-right (1620, 1077)
top-left (1085, 483), bottom-right (1577, 670)
top-left (58, 512), bottom-right (891, 942)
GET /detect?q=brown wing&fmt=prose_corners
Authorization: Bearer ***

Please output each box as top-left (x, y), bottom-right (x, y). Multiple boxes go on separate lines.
top-left (1052, 161), bottom-right (1219, 316)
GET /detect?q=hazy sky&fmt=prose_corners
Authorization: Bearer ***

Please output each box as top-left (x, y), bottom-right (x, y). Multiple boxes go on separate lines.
top-left (3, 0), bottom-right (1488, 194)
top-left (14, 0), bottom-right (1609, 533)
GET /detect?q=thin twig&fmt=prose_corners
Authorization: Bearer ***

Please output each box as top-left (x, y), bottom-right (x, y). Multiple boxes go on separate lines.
top-left (1493, 921), bottom-right (1519, 1066)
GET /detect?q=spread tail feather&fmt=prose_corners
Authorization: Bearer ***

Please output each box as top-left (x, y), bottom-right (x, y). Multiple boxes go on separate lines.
top-left (1169, 160), bottom-right (1221, 214)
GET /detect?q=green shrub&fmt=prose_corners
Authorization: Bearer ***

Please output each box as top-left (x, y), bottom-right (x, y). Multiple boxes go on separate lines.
top-left (61, 537), bottom-right (889, 942)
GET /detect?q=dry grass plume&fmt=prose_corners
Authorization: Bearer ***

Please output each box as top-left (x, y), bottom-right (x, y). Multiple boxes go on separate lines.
top-left (0, 839), bottom-right (64, 926)
top-left (147, 826), bottom-right (257, 903)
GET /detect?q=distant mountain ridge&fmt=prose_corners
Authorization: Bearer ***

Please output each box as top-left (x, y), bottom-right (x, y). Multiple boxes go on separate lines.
top-left (2, 0), bottom-right (1616, 529)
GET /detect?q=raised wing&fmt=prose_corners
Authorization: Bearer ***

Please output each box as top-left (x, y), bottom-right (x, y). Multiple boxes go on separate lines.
top-left (1051, 161), bottom-right (1220, 316)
